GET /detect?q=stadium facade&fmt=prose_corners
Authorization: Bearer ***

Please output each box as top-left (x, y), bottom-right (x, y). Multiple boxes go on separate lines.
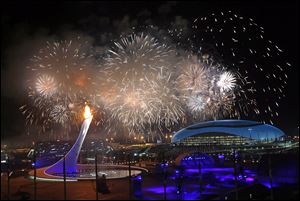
top-left (171, 120), bottom-right (285, 146)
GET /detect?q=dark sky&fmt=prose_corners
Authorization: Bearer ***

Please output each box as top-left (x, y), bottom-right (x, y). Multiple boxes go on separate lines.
top-left (1, 0), bottom-right (299, 140)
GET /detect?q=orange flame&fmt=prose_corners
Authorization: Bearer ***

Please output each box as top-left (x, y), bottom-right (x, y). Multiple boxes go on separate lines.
top-left (84, 105), bottom-right (92, 119)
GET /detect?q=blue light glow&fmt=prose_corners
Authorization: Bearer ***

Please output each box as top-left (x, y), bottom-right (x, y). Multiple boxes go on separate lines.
top-left (172, 120), bottom-right (285, 143)
top-left (136, 175), bottom-right (142, 181)
top-left (45, 117), bottom-right (92, 176)
top-left (144, 186), bottom-right (176, 194)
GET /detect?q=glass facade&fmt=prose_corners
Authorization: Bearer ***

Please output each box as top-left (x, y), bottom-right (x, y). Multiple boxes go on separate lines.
top-left (172, 120), bottom-right (285, 145)
top-left (177, 132), bottom-right (255, 146)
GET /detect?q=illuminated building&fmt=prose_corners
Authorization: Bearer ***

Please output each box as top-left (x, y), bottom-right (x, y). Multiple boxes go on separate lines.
top-left (171, 120), bottom-right (285, 146)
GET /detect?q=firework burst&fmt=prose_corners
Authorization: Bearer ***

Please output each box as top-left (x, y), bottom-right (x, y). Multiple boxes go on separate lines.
top-left (20, 12), bottom-right (291, 140)
top-left (49, 104), bottom-right (70, 125)
top-left (190, 10), bottom-right (291, 124)
top-left (27, 36), bottom-right (96, 102)
top-left (217, 71), bottom-right (236, 92)
top-left (176, 55), bottom-right (241, 121)
top-left (22, 36), bottom-right (98, 134)
top-left (99, 33), bottom-right (181, 137)
top-left (35, 74), bottom-right (58, 98)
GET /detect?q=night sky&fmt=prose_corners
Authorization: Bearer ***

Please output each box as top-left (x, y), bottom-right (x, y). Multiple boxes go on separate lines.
top-left (1, 0), bottom-right (299, 141)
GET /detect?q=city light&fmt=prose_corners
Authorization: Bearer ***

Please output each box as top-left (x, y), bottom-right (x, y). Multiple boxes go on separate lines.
top-left (1, 1), bottom-right (298, 201)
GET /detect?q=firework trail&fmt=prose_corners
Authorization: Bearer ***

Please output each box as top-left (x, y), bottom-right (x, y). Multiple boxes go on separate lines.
top-left (190, 11), bottom-right (291, 124)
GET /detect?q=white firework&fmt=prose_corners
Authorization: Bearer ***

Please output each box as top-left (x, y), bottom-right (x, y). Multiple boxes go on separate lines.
top-left (175, 55), bottom-right (240, 120)
top-left (187, 95), bottom-right (206, 113)
top-left (100, 33), bottom-right (180, 136)
top-left (176, 60), bottom-right (209, 94)
top-left (191, 10), bottom-right (291, 124)
top-left (144, 72), bottom-right (185, 130)
top-left (49, 104), bottom-right (70, 125)
top-left (22, 36), bottom-right (98, 136)
top-left (20, 11), bottom-right (291, 140)
top-left (108, 82), bottom-right (149, 131)
top-left (99, 33), bottom-right (177, 102)
top-left (217, 71), bottom-right (236, 92)
top-left (29, 36), bottom-right (96, 102)
top-left (35, 75), bottom-right (57, 97)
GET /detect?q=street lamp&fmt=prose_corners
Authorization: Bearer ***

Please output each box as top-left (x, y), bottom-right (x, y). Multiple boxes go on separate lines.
top-left (128, 154), bottom-right (132, 199)
top-left (32, 141), bottom-right (37, 200)
top-left (95, 150), bottom-right (98, 200)
top-left (162, 162), bottom-right (168, 200)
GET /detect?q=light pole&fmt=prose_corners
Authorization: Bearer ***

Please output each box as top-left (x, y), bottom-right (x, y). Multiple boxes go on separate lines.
top-left (268, 153), bottom-right (274, 200)
top-left (162, 152), bottom-right (167, 200)
top-left (33, 141), bottom-right (37, 200)
top-left (63, 156), bottom-right (67, 200)
top-left (163, 163), bottom-right (167, 200)
top-left (233, 150), bottom-right (239, 200)
top-left (198, 158), bottom-right (201, 199)
top-left (128, 154), bottom-right (132, 200)
top-left (95, 150), bottom-right (98, 200)
top-left (7, 155), bottom-right (10, 200)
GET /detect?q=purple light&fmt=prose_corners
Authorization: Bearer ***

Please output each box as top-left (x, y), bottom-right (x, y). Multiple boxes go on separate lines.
top-left (218, 154), bottom-right (225, 159)
top-left (136, 175), bottom-right (142, 181)
top-left (261, 182), bottom-right (272, 188)
top-left (144, 186), bottom-right (176, 194)
top-left (186, 167), bottom-right (234, 173)
top-left (160, 162), bottom-right (168, 168)
top-left (246, 177), bottom-right (255, 182)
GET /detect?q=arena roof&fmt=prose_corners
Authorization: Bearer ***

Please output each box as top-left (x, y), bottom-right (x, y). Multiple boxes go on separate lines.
top-left (171, 119), bottom-right (285, 143)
